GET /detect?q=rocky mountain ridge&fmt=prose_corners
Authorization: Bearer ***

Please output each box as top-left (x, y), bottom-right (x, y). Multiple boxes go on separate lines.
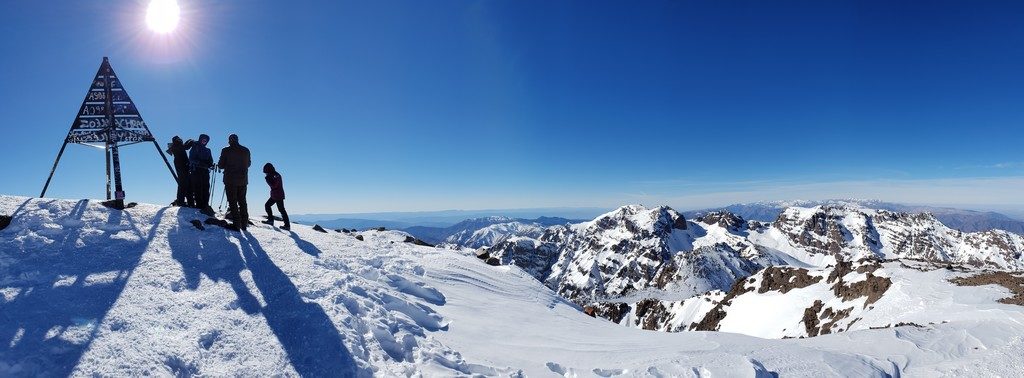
top-left (687, 199), bottom-right (1024, 235)
top-left (476, 203), bottom-right (1024, 336)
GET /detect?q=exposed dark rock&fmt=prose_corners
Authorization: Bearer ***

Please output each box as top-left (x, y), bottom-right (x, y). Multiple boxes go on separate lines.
top-left (696, 211), bottom-right (746, 230)
top-left (485, 257), bottom-right (501, 266)
top-left (0, 215), bottom-right (11, 231)
top-left (818, 306), bottom-right (853, 335)
top-left (672, 213), bottom-right (688, 230)
top-left (802, 300), bottom-right (824, 336)
top-left (403, 236), bottom-right (435, 247)
top-left (952, 271), bottom-right (1024, 306)
top-left (803, 301), bottom-right (857, 337)
top-left (355, 235), bottom-right (364, 241)
top-left (376, 226), bottom-right (386, 232)
top-left (869, 322), bottom-right (927, 330)
top-left (690, 277), bottom-right (755, 331)
top-left (486, 239), bottom-right (560, 282)
top-left (758, 267), bottom-right (822, 294)
top-left (827, 259), bottom-right (855, 284)
top-left (312, 224), bottom-right (328, 233)
top-left (588, 302), bottom-right (631, 324)
top-left (838, 273), bottom-right (891, 305)
top-left (634, 298), bottom-right (673, 331)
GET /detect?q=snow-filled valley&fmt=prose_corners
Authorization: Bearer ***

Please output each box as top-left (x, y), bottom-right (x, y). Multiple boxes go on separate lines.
top-left (2, 195), bottom-right (1024, 377)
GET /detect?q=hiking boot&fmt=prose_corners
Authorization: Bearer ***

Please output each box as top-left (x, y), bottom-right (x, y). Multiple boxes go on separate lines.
top-left (261, 219), bottom-right (274, 226)
top-left (281, 224), bottom-right (291, 231)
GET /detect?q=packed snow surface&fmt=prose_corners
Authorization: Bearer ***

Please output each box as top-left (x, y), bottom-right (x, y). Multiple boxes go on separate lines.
top-left (2, 195), bottom-right (1023, 376)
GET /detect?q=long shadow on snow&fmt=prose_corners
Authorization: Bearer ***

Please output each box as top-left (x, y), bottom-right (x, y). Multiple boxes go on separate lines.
top-left (238, 233), bottom-right (358, 377)
top-left (0, 199), bottom-right (166, 376)
top-left (288, 232), bottom-right (322, 257)
top-left (168, 211), bottom-right (261, 314)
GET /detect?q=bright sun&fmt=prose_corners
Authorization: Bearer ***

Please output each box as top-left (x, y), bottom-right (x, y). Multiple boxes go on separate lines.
top-left (146, 0), bottom-right (180, 33)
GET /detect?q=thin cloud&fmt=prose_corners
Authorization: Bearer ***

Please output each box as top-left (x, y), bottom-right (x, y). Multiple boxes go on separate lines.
top-left (626, 176), bottom-right (1024, 211)
top-left (953, 162), bottom-right (1024, 170)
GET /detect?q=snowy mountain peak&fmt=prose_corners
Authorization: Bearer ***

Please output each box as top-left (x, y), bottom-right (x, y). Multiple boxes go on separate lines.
top-left (695, 210), bottom-right (747, 231)
top-left (581, 204), bottom-right (686, 235)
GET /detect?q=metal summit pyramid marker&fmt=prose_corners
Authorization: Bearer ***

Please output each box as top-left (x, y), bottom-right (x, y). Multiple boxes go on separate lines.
top-left (40, 57), bottom-right (177, 209)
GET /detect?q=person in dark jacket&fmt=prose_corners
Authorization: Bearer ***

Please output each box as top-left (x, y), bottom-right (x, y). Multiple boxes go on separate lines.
top-left (189, 134), bottom-right (215, 216)
top-left (260, 163), bottom-right (290, 230)
top-left (217, 134), bottom-right (251, 229)
top-left (167, 136), bottom-right (195, 207)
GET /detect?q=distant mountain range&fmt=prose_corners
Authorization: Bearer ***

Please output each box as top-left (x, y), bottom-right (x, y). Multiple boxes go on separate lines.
top-left (404, 216), bottom-right (582, 246)
top-left (684, 199), bottom-right (1024, 235)
top-left (292, 207), bottom-right (608, 229)
top-left (295, 200), bottom-right (1024, 237)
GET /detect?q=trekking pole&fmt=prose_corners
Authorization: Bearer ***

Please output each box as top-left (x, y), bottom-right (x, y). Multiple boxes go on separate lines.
top-left (218, 168), bottom-right (227, 213)
top-left (209, 166), bottom-right (217, 207)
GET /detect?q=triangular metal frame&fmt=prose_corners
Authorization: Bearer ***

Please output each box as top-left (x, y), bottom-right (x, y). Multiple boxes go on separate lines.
top-left (40, 57), bottom-right (177, 207)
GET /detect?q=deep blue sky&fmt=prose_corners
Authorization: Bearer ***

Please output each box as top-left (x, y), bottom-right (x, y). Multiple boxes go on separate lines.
top-left (1, 1), bottom-right (1022, 214)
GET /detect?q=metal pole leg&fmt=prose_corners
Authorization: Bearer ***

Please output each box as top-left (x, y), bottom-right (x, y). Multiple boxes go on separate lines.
top-left (40, 142), bottom-right (69, 198)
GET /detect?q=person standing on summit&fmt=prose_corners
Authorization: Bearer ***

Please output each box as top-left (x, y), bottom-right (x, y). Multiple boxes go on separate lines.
top-left (261, 163), bottom-right (290, 230)
top-left (167, 136), bottom-right (195, 207)
top-left (189, 134), bottom-right (215, 216)
top-left (218, 134), bottom-right (251, 230)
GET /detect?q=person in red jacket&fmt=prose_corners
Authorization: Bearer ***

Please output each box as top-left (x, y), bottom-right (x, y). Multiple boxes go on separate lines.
top-left (261, 163), bottom-right (290, 230)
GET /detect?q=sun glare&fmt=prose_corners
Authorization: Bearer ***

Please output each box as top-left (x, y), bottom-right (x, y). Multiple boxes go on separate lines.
top-left (146, 0), bottom-right (180, 34)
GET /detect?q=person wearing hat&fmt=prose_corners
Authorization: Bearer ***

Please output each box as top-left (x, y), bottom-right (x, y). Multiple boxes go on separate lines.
top-left (167, 136), bottom-right (195, 207)
top-left (218, 134), bottom-right (251, 229)
top-left (261, 163), bottom-right (290, 230)
top-left (189, 134), bottom-right (215, 216)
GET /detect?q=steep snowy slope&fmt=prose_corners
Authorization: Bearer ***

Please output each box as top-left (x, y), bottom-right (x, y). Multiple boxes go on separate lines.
top-left (592, 258), bottom-right (1024, 339)
top-left (3, 195), bottom-right (1024, 376)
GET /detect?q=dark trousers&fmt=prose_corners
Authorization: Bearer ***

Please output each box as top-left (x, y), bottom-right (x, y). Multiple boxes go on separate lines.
top-left (265, 198), bottom-right (290, 227)
top-left (175, 163), bottom-right (193, 206)
top-left (191, 169), bottom-right (210, 211)
top-left (225, 184), bottom-right (248, 228)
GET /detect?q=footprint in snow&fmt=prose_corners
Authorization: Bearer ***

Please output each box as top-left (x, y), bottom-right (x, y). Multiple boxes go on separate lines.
top-left (380, 293), bottom-right (448, 331)
top-left (546, 362), bottom-right (573, 376)
top-left (386, 274), bottom-right (446, 305)
top-left (199, 330), bottom-right (220, 350)
top-left (593, 368), bottom-right (626, 377)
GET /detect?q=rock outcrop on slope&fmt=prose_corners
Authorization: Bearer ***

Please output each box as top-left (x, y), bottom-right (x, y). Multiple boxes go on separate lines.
top-left (591, 259), bottom-right (1022, 339)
